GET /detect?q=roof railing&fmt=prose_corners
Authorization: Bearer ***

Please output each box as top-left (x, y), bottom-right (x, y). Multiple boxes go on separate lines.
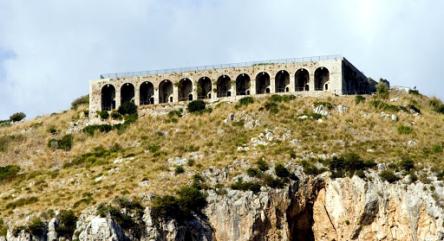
top-left (100, 55), bottom-right (342, 79)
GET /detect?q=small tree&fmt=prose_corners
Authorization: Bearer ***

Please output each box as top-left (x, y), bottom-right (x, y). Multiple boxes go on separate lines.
top-left (187, 100), bottom-right (206, 113)
top-left (9, 112), bottom-right (26, 122)
top-left (376, 80), bottom-right (389, 99)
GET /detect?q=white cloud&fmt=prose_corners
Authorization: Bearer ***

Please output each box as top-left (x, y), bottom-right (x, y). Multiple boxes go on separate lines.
top-left (0, 0), bottom-right (443, 119)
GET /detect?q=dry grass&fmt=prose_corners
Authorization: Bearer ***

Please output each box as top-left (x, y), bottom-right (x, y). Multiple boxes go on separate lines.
top-left (0, 90), bottom-right (443, 224)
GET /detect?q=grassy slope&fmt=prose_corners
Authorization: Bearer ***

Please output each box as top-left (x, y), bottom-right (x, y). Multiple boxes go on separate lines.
top-left (0, 90), bottom-right (443, 223)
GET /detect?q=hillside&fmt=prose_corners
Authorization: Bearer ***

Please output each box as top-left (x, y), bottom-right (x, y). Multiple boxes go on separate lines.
top-left (0, 89), bottom-right (444, 240)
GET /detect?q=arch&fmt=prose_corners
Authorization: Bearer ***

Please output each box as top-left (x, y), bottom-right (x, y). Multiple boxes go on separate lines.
top-left (159, 80), bottom-right (173, 103)
top-left (275, 70), bottom-right (290, 93)
top-left (295, 69), bottom-right (310, 91)
top-left (217, 75), bottom-right (231, 97)
top-left (314, 67), bottom-right (330, 91)
top-left (197, 77), bottom-right (212, 99)
top-left (236, 74), bottom-right (251, 96)
top-left (140, 81), bottom-right (154, 105)
top-left (101, 84), bottom-right (116, 111)
top-left (121, 83), bottom-right (135, 104)
top-left (178, 78), bottom-right (193, 101)
top-left (255, 72), bottom-right (271, 94)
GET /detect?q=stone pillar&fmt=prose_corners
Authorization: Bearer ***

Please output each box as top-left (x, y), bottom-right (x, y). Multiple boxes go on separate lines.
top-left (153, 88), bottom-right (159, 104)
top-left (134, 85), bottom-right (140, 106)
top-left (115, 84), bottom-right (121, 109)
top-left (192, 81), bottom-right (198, 101)
top-left (250, 75), bottom-right (256, 96)
top-left (288, 70), bottom-right (295, 93)
top-left (309, 71), bottom-right (316, 93)
top-left (211, 80), bottom-right (218, 101)
top-left (173, 83), bottom-right (179, 103)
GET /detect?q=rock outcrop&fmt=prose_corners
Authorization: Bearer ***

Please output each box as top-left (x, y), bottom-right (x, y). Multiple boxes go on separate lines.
top-left (2, 173), bottom-right (443, 241)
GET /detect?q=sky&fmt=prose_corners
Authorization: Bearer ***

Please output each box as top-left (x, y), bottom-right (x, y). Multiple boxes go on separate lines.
top-left (0, 0), bottom-right (443, 119)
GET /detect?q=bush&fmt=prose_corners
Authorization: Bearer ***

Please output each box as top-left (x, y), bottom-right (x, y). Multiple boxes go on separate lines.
top-left (118, 102), bottom-right (138, 116)
top-left (379, 170), bottom-right (400, 183)
top-left (71, 95), bottom-right (89, 109)
top-left (397, 125), bottom-right (413, 135)
top-left (355, 95), bottom-right (366, 104)
top-left (407, 104), bottom-right (421, 114)
top-left (301, 161), bottom-right (325, 176)
top-left (432, 144), bottom-right (443, 153)
top-left (28, 218), bottom-right (47, 237)
top-left (48, 134), bottom-right (73, 151)
top-left (9, 112), bottom-right (26, 122)
top-left (429, 97), bottom-right (444, 114)
top-left (262, 174), bottom-right (284, 189)
top-left (274, 164), bottom-right (290, 178)
top-left (0, 165), bottom-right (20, 182)
top-left (111, 111), bottom-right (123, 120)
top-left (175, 166), bottom-right (185, 175)
top-left (238, 97), bottom-right (254, 106)
top-left (187, 100), bottom-right (206, 113)
top-left (56, 210), bottom-right (77, 239)
top-left (328, 153), bottom-right (376, 178)
top-left (264, 101), bottom-right (279, 113)
top-left (6, 196), bottom-right (38, 209)
top-left (408, 89), bottom-right (420, 95)
top-left (83, 124), bottom-right (113, 136)
top-left (269, 95), bottom-right (295, 103)
top-left (246, 168), bottom-right (259, 177)
top-left (0, 218), bottom-right (7, 236)
top-left (256, 159), bottom-right (269, 172)
top-left (400, 159), bottom-right (415, 171)
top-left (376, 81), bottom-right (389, 99)
top-left (151, 185), bottom-right (208, 221)
top-left (369, 100), bottom-right (400, 112)
top-left (231, 179), bottom-right (261, 193)
top-left (98, 110), bottom-right (109, 120)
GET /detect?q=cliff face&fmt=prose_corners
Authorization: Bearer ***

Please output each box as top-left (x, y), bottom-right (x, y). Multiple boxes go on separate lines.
top-left (3, 172), bottom-right (443, 241)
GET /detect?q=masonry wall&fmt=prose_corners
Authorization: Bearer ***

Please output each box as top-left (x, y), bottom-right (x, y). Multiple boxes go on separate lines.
top-left (89, 57), bottom-right (365, 117)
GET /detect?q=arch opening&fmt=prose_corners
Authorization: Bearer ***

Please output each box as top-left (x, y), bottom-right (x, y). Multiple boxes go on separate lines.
top-left (275, 70), bottom-right (290, 93)
top-left (236, 74), bottom-right (251, 96)
top-left (101, 85), bottom-right (116, 111)
top-left (178, 78), bottom-right (193, 101)
top-left (314, 67), bottom-right (330, 91)
top-left (140, 81), bottom-right (154, 105)
top-left (121, 83), bottom-right (135, 104)
top-left (217, 75), bottom-right (231, 97)
top-left (295, 69), bottom-right (310, 91)
top-left (197, 77), bottom-right (212, 99)
top-left (255, 72), bottom-right (271, 94)
top-left (159, 80), bottom-right (173, 103)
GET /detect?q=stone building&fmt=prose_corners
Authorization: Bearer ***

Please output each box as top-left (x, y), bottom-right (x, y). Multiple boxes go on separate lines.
top-left (89, 55), bottom-right (373, 116)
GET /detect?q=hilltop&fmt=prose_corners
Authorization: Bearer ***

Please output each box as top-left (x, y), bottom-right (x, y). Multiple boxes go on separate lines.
top-left (0, 89), bottom-right (444, 240)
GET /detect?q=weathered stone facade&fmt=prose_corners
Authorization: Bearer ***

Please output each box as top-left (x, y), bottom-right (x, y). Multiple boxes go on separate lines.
top-left (89, 55), bottom-right (371, 116)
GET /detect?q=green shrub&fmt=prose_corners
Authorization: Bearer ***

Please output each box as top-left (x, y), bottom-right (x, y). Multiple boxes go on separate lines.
top-left (48, 134), bottom-right (73, 151)
top-left (400, 159), bottom-right (415, 171)
top-left (175, 166), bottom-right (185, 175)
top-left (111, 111), bottom-right (123, 120)
top-left (355, 95), bottom-right (366, 104)
top-left (432, 144), bottom-right (443, 153)
top-left (118, 102), bottom-right (138, 116)
top-left (397, 125), bottom-right (413, 135)
top-left (168, 109), bottom-right (183, 118)
top-left (83, 124), bottom-right (113, 136)
top-left (264, 101), bottom-right (279, 113)
top-left (328, 153), bottom-right (376, 178)
top-left (379, 170), bottom-right (400, 183)
top-left (71, 95), bottom-right (89, 109)
top-left (0, 120), bottom-right (11, 128)
top-left (6, 196), bottom-right (38, 209)
top-left (269, 95), bottom-right (295, 103)
top-left (96, 199), bottom-right (142, 231)
top-left (376, 81), bottom-right (389, 99)
top-left (408, 89), bottom-right (420, 95)
top-left (28, 218), bottom-right (47, 237)
top-left (238, 97), bottom-right (254, 106)
top-left (407, 104), bottom-right (421, 114)
top-left (64, 145), bottom-right (122, 168)
top-left (314, 101), bottom-right (334, 110)
top-left (47, 126), bottom-right (58, 135)
top-left (369, 100), bottom-right (400, 112)
top-left (301, 161), bottom-right (325, 176)
top-left (246, 168), bottom-right (259, 177)
top-left (0, 218), bottom-right (7, 236)
top-left (9, 112), bottom-right (26, 122)
top-left (231, 179), bottom-right (261, 193)
top-left (98, 110), bottom-right (109, 120)
top-left (0, 165), bottom-right (20, 182)
top-left (262, 174), bottom-right (284, 189)
top-left (151, 185), bottom-right (208, 221)
top-left (256, 159), bottom-right (269, 172)
top-left (274, 164), bottom-right (290, 178)
top-left (429, 97), bottom-right (444, 114)
top-left (56, 210), bottom-right (77, 239)
top-left (187, 100), bottom-right (206, 113)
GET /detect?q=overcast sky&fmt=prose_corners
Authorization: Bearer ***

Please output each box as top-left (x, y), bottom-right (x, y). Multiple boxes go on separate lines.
top-left (0, 0), bottom-right (443, 119)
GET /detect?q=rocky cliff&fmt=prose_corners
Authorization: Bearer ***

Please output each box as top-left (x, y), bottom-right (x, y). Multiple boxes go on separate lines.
top-left (2, 169), bottom-right (443, 241)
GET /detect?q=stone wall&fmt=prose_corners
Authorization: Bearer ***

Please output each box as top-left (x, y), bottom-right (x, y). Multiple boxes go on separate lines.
top-left (89, 56), bottom-right (369, 118)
